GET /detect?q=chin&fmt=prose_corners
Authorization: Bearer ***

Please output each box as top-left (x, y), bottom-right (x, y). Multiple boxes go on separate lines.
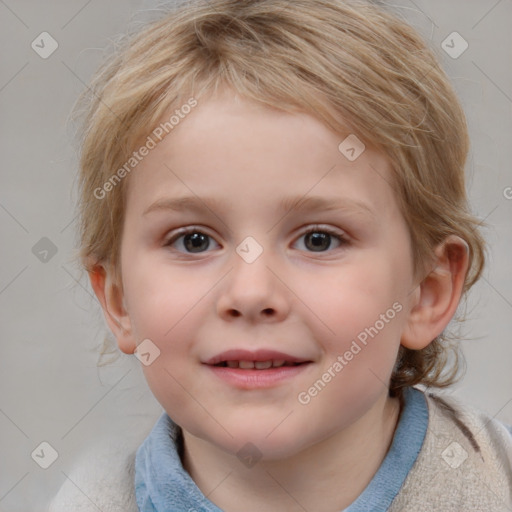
top-left (214, 424), bottom-right (311, 462)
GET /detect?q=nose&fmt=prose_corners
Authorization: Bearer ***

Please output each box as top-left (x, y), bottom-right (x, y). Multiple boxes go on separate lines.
top-left (216, 245), bottom-right (291, 323)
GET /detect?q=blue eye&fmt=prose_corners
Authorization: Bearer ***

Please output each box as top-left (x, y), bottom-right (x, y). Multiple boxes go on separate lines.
top-left (164, 225), bottom-right (348, 254)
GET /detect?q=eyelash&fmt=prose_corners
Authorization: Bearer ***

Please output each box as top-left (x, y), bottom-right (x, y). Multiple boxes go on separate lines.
top-left (163, 225), bottom-right (349, 254)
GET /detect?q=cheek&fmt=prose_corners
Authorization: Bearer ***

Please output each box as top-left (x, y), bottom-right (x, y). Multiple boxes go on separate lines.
top-left (121, 256), bottom-right (214, 399)
top-left (122, 256), bottom-right (208, 341)
top-left (299, 257), bottom-right (405, 341)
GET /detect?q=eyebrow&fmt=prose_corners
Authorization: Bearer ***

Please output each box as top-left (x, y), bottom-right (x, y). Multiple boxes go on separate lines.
top-left (143, 195), bottom-right (375, 219)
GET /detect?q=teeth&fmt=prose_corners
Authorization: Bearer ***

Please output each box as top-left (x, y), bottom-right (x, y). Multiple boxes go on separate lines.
top-left (219, 359), bottom-right (298, 369)
top-left (254, 360), bottom-right (273, 369)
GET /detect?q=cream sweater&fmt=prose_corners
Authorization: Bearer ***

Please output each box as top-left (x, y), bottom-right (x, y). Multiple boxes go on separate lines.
top-left (48, 389), bottom-right (512, 511)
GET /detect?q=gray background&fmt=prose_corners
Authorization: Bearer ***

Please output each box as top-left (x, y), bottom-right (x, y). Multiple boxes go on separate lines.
top-left (1, 0), bottom-right (511, 509)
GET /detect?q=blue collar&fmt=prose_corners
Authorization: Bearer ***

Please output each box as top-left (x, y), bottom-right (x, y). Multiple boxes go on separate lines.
top-left (135, 387), bottom-right (428, 511)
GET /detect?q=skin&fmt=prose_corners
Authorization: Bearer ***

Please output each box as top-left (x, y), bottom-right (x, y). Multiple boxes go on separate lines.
top-left (90, 88), bottom-right (469, 511)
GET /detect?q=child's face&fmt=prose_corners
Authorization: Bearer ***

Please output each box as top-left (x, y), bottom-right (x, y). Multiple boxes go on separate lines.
top-left (116, 89), bottom-right (417, 458)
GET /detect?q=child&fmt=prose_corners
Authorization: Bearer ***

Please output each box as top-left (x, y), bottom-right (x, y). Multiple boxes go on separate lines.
top-left (52, 0), bottom-right (512, 510)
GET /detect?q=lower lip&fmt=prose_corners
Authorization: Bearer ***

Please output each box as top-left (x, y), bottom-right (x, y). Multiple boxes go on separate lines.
top-left (204, 363), bottom-right (312, 389)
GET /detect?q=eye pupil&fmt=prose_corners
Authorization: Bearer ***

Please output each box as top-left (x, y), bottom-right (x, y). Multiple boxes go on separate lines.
top-left (184, 232), bottom-right (209, 252)
top-left (306, 232), bottom-right (330, 251)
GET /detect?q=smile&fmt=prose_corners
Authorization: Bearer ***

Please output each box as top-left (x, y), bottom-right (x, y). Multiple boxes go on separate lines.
top-left (202, 349), bottom-right (313, 389)
top-left (204, 360), bottom-right (312, 389)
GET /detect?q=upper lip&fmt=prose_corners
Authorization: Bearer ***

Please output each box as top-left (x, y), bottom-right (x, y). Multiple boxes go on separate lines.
top-left (203, 349), bottom-right (311, 365)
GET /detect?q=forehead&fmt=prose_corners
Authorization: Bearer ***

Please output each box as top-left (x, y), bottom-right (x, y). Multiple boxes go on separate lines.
top-left (124, 91), bottom-right (398, 222)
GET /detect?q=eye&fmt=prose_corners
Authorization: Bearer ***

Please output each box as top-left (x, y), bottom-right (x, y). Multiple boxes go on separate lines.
top-left (163, 227), bottom-right (220, 254)
top-left (294, 225), bottom-right (349, 253)
top-left (163, 225), bottom-right (349, 255)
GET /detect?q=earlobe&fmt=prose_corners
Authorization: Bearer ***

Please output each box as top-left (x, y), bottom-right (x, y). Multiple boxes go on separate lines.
top-left (88, 264), bottom-right (137, 354)
top-left (401, 235), bottom-right (469, 351)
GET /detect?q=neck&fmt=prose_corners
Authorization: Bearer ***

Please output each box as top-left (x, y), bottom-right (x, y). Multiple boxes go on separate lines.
top-left (182, 392), bottom-right (402, 512)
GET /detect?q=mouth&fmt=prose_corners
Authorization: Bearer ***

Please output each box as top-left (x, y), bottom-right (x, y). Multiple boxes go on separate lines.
top-left (204, 349), bottom-right (312, 368)
top-left (203, 349), bottom-right (313, 388)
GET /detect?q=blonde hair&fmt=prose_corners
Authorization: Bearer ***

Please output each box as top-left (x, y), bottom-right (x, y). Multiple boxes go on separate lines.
top-left (73, 0), bottom-right (485, 396)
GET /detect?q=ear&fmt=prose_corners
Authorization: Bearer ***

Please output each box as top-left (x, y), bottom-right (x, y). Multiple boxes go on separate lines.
top-left (401, 235), bottom-right (469, 350)
top-left (88, 263), bottom-right (137, 354)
